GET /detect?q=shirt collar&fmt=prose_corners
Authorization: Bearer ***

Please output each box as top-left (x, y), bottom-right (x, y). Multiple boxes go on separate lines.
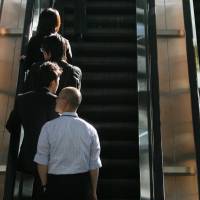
top-left (61, 112), bottom-right (78, 117)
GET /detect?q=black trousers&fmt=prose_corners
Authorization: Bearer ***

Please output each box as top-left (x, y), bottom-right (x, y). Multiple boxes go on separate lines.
top-left (46, 172), bottom-right (90, 200)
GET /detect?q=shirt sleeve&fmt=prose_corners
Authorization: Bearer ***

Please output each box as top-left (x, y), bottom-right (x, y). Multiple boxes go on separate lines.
top-left (34, 123), bottom-right (50, 165)
top-left (89, 128), bottom-right (102, 170)
top-left (24, 63), bottom-right (40, 92)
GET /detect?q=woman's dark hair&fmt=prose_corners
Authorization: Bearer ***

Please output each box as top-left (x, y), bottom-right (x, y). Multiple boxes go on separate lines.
top-left (37, 8), bottom-right (61, 35)
top-left (38, 61), bottom-right (62, 88)
top-left (42, 34), bottom-right (67, 61)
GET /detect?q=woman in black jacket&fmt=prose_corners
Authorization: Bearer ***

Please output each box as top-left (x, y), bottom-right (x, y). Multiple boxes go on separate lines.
top-left (24, 8), bottom-right (72, 71)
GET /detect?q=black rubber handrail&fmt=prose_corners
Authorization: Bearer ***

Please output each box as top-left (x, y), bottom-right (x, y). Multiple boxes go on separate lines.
top-left (148, 1), bottom-right (165, 199)
top-left (137, 0), bottom-right (164, 198)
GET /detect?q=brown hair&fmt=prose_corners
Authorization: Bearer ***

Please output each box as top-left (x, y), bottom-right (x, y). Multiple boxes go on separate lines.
top-left (42, 34), bottom-right (68, 61)
top-left (38, 61), bottom-right (63, 88)
top-left (37, 8), bottom-right (61, 35)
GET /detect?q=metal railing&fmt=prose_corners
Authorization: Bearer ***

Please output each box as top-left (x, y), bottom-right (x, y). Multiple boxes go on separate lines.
top-left (137, 0), bottom-right (164, 199)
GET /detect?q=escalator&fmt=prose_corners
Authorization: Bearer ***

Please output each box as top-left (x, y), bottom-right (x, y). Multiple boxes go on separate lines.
top-left (2, 0), bottom-right (164, 199)
top-left (4, 0), bottom-right (200, 199)
top-left (54, 0), bottom-right (139, 199)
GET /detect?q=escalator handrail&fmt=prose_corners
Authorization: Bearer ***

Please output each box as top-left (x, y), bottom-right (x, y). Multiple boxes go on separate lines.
top-left (137, 0), bottom-right (165, 199)
top-left (3, 1), bottom-right (35, 198)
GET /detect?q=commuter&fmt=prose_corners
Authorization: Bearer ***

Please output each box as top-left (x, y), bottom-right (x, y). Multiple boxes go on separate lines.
top-left (34, 87), bottom-right (102, 200)
top-left (25, 34), bottom-right (82, 93)
top-left (6, 62), bottom-right (62, 199)
top-left (23, 8), bottom-right (72, 71)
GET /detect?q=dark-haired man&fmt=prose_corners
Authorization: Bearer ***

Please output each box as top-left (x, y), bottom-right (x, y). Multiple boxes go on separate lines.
top-left (34, 87), bottom-right (102, 200)
top-left (6, 61), bottom-right (62, 199)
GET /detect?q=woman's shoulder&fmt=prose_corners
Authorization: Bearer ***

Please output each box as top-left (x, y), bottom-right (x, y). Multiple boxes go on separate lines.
top-left (54, 32), bottom-right (69, 42)
top-left (59, 60), bottom-right (76, 68)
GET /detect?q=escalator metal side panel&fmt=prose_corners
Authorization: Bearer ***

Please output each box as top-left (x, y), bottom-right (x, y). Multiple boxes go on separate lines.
top-left (137, 0), bottom-right (164, 199)
top-left (137, 1), bottom-right (152, 199)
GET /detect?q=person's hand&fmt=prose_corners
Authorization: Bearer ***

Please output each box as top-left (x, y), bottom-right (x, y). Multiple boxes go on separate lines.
top-left (39, 185), bottom-right (47, 199)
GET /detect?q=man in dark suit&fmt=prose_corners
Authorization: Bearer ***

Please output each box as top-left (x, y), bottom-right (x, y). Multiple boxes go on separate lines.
top-left (6, 61), bottom-right (62, 199)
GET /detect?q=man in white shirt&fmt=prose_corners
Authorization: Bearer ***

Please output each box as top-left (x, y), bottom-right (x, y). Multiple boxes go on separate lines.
top-left (34, 87), bottom-right (102, 200)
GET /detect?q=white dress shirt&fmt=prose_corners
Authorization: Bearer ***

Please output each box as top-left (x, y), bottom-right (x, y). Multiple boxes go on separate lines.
top-left (34, 112), bottom-right (102, 174)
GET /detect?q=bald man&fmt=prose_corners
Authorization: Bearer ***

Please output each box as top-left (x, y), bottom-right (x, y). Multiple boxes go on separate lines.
top-left (34, 87), bottom-right (102, 200)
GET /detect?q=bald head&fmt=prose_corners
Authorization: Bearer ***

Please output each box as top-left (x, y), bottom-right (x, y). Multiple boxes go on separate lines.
top-left (56, 87), bottom-right (82, 113)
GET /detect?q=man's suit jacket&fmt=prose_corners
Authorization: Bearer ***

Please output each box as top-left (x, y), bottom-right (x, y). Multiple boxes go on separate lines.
top-left (6, 88), bottom-right (58, 173)
top-left (57, 60), bottom-right (82, 93)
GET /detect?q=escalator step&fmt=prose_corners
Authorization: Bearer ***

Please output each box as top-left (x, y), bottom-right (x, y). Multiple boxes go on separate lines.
top-left (81, 89), bottom-right (137, 104)
top-left (98, 179), bottom-right (139, 198)
top-left (79, 105), bottom-right (137, 122)
top-left (86, 2), bottom-right (135, 15)
top-left (63, 29), bottom-right (136, 42)
top-left (101, 141), bottom-right (138, 159)
top-left (86, 15), bottom-right (135, 29)
top-left (82, 73), bottom-right (136, 88)
top-left (72, 61), bottom-right (136, 73)
top-left (73, 57), bottom-right (136, 71)
top-left (94, 122), bottom-right (138, 141)
top-left (71, 42), bottom-right (136, 57)
top-left (55, 0), bottom-right (139, 199)
top-left (100, 159), bottom-right (139, 179)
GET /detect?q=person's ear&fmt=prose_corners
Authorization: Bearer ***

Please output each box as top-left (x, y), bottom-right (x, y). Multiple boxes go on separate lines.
top-left (43, 51), bottom-right (51, 61)
top-left (55, 26), bottom-right (59, 32)
top-left (49, 79), bottom-right (58, 94)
